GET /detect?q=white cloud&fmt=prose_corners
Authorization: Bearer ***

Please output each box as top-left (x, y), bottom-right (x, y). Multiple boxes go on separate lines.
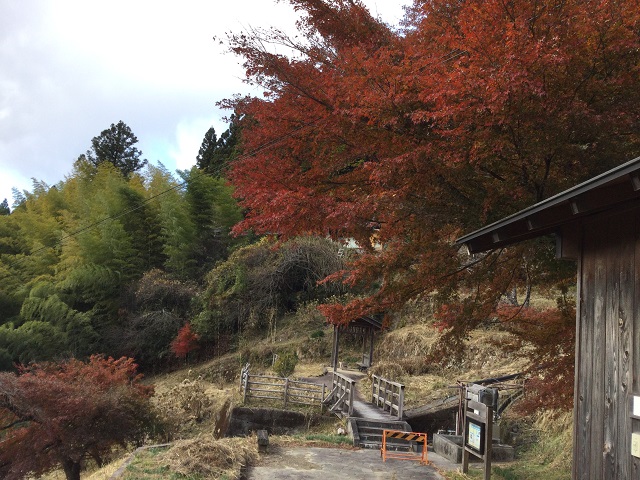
top-left (0, 0), bottom-right (407, 207)
top-left (166, 115), bottom-right (224, 171)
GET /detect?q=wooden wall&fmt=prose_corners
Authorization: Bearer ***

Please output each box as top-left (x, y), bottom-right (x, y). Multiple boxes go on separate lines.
top-left (568, 203), bottom-right (640, 479)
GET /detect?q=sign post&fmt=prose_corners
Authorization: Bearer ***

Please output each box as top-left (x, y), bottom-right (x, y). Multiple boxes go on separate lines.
top-left (462, 384), bottom-right (497, 480)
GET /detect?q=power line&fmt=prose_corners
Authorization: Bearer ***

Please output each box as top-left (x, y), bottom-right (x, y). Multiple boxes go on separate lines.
top-left (0, 118), bottom-right (320, 272)
top-left (1, 44), bottom-right (466, 273)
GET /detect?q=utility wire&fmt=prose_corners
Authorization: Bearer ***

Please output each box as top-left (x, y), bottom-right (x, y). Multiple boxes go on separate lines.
top-left (0, 118), bottom-right (320, 271)
top-left (1, 46), bottom-right (467, 272)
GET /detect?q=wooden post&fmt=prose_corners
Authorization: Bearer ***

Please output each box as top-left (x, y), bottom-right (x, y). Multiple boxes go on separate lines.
top-left (240, 363), bottom-right (249, 393)
top-left (382, 379), bottom-right (388, 413)
top-left (369, 326), bottom-right (375, 367)
top-left (457, 385), bottom-right (464, 435)
top-left (243, 372), bottom-right (249, 404)
top-left (484, 405), bottom-right (493, 480)
top-left (332, 326), bottom-right (340, 371)
top-left (398, 384), bottom-right (405, 420)
top-left (283, 378), bottom-right (289, 408)
top-left (348, 378), bottom-right (355, 416)
top-left (371, 375), bottom-right (375, 403)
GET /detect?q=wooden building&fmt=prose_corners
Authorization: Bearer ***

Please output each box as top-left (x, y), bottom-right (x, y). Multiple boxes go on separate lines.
top-left (456, 156), bottom-right (640, 479)
top-left (331, 315), bottom-right (382, 371)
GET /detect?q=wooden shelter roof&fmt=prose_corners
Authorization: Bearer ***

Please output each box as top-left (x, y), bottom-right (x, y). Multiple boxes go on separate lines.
top-left (347, 315), bottom-right (383, 330)
top-left (456, 156), bottom-right (640, 253)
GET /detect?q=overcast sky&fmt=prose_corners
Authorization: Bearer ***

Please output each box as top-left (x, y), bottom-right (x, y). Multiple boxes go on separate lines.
top-left (0, 0), bottom-right (407, 207)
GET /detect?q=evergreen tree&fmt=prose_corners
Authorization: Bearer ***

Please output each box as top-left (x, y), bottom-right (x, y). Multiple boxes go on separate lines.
top-left (145, 164), bottom-right (197, 278)
top-left (195, 127), bottom-right (218, 171)
top-left (0, 199), bottom-right (9, 215)
top-left (195, 115), bottom-right (240, 176)
top-left (86, 121), bottom-right (147, 177)
top-left (181, 167), bottom-right (243, 278)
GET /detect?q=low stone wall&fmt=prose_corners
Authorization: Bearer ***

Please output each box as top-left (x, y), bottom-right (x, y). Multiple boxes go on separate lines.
top-left (433, 434), bottom-right (514, 463)
top-left (226, 407), bottom-right (317, 437)
top-left (434, 434), bottom-right (464, 463)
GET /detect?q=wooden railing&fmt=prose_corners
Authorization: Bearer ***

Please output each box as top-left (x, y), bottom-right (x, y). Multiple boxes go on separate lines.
top-left (324, 371), bottom-right (356, 418)
top-left (371, 374), bottom-right (405, 420)
top-left (240, 364), bottom-right (326, 410)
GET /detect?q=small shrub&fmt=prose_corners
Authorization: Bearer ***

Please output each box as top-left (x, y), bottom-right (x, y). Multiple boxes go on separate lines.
top-left (310, 329), bottom-right (325, 339)
top-left (273, 351), bottom-right (298, 378)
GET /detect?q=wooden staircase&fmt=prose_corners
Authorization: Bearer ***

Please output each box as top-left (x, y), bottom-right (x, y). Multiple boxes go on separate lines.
top-left (348, 418), bottom-right (413, 449)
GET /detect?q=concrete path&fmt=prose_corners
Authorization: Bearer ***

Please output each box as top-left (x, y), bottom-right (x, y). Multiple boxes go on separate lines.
top-left (247, 446), bottom-right (446, 479)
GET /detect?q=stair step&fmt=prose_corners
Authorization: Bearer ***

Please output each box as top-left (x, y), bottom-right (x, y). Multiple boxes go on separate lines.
top-left (348, 417), bottom-right (416, 449)
top-left (358, 429), bottom-right (383, 434)
top-left (355, 421), bottom-right (409, 429)
top-left (359, 441), bottom-right (415, 451)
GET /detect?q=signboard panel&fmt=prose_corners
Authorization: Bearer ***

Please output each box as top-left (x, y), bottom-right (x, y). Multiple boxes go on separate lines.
top-left (465, 418), bottom-right (485, 454)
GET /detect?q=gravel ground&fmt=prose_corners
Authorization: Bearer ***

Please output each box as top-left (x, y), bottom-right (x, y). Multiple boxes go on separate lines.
top-left (247, 446), bottom-right (449, 479)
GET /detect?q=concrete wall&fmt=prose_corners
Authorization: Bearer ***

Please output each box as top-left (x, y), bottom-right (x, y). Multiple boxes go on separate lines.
top-left (226, 407), bottom-right (317, 436)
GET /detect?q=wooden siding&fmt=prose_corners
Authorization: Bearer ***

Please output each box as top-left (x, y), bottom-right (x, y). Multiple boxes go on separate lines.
top-left (570, 205), bottom-right (640, 479)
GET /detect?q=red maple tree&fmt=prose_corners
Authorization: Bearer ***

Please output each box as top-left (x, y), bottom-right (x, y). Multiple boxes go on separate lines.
top-left (171, 322), bottom-right (200, 360)
top-left (223, 0), bottom-right (640, 408)
top-left (0, 356), bottom-right (155, 480)
top-left (227, 0), bottom-right (640, 317)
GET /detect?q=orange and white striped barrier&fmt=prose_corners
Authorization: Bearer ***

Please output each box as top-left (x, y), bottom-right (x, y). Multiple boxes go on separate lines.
top-left (380, 429), bottom-right (428, 465)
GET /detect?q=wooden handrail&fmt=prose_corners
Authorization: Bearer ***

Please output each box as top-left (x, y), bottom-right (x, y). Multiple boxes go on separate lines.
top-left (371, 374), bottom-right (405, 420)
top-left (329, 371), bottom-right (356, 417)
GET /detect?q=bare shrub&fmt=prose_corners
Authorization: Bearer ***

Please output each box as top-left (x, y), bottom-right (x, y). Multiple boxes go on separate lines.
top-left (196, 237), bottom-right (346, 339)
top-left (153, 377), bottom-right (213, 440)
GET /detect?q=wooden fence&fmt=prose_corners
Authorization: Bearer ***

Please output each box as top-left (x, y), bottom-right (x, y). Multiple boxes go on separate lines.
top-left (240, 364), bottom-right (326, 410)
top-left (371, 374), bottom-right (405, 420)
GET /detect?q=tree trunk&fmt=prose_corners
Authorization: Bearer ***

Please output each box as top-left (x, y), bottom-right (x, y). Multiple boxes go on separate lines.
top-left (62, 459), bottom-right (81, 480)
top-left (89, 446), bottom-right (104, 468)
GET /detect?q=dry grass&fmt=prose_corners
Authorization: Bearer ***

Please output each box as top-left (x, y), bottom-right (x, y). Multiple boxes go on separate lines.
top-left (375, 323), bottom-right (439, 362)
top-left (520, 410), bottom-right (573, 472)
top-left (359, 326), bottom-right (531, 409)
top-left (160, 435), bottom-right (258, 480)
top-left (290, 361), bottom-right (329, 379)
top-left (445, 410), bottom-right (573, 480)
top-left (151, 373), bottom-right (238, 440)
top-left (37, 451), bottom-right (130, 480)
top-left (84, 455), bottom-right (130, 480)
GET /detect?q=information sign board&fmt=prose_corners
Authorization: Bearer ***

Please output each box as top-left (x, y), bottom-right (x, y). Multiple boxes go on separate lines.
top-left (465, 418), bottom-right (485, 454)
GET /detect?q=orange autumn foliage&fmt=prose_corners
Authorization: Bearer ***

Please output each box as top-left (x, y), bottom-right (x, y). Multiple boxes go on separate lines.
top-left (171, 322), bottom-right (200, 359)
top-left (224, 0), bottom-right (640, 408)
